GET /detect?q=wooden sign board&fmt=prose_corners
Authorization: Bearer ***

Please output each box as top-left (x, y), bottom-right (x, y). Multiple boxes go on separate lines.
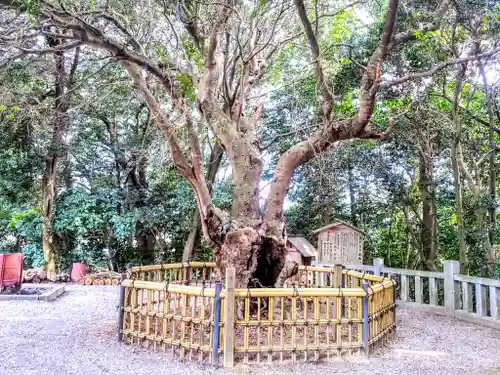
top-left (318, 228), bottom-right (363, 265)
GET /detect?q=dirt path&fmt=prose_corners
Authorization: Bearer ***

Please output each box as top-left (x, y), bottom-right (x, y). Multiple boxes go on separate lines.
top-left (0, 285), bottom-right (499, 375)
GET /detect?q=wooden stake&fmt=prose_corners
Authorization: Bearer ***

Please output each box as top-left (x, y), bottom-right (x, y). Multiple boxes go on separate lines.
top-left (223, 267), bottom-right (235, 368)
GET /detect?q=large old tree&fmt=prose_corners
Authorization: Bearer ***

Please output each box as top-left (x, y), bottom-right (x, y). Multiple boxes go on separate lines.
top-left (1, 0), bottom-right (498, 285)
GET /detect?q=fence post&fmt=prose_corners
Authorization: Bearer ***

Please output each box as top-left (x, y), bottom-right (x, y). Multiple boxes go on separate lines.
top-left (118, 266), bottom-right (131, 342)
top-left (443, 260), bottom-right (460, 316)
top-left (334, 264), bottom-right (343, 287)
top-left (334, 264), bottom-right (344, 317)
top-left (392, 279), bottom-right (397, 335)
top-left (373, 258), bottom-right (384, 276)
top-left (224, 268), bottom-right (236, 368)
top-left (185, 261), bottom-right (191, 285)
top-left (117, 274), bottom-right (125, 342)
top-left (361, 280), bottom-right (369, 356)
top-left (212, 281), bottom-right (222, 366)
top-left (126, 263), bottom-right (133, 279)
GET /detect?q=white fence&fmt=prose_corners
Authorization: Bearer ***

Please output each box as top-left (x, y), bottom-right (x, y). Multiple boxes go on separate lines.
top-left (334, 259), bottom-right (500, 330)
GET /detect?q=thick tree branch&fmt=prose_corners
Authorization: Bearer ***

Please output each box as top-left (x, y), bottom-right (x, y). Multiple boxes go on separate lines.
top-left (197, 0), bottom-right (232, 124)
top-left (380, 48), bottom-right (500, 88)
top-left (431, 94), bottom-right (500, 135)
top-left (123, 62), bottom-right (190, 174)
top-left (294, 0), bottom-right (333, 118)
top-left (124, 61), bottom-right (216, 243)
top-left (390, 0), bottom-right (451, 50)
top-left (0, 41), bottom-right (82, 68)
top-left (357, 118), bottom-right (396, 139)
top-left (353, 0), bottom-right (399, 131)
top-left (263, 0), bottom-right (400, 239)
top-left (98, 11), bottom-right (144, 54)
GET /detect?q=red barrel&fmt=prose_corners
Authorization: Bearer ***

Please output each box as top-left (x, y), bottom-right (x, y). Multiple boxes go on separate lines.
top-left (0, 253), bottom-right (24, 289)
top-left (71, 263), bottom-right (87, 282)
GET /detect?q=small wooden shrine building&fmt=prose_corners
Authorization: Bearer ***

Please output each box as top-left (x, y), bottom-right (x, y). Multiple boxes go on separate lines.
top-left (286, 235), bottom-right (317, 266)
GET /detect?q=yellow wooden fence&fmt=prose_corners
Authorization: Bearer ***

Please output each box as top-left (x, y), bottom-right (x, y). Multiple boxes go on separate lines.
top-left (118, 263), bottom-right (396, 366)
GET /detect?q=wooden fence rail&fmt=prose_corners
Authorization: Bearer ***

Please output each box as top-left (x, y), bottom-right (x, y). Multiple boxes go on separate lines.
top-left (120, 263), bottom-right (396, 367)
top-left (342, 258), bottom-right (500, 330)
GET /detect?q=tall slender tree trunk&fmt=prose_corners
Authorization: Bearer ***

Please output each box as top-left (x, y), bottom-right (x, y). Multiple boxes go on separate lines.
top-left (42, 39), bottom-right (79, 278)
top-left (102, 116), bottom-right (125, 269)
top-left (42, 151), bottom-right (58, 276)
top-left (418, 146), bottom-right (438, 270)
top-left (402, 203), bottom-right (420, 267)
top-left (42, 50), bottom-right (67, 278)
top-left (451, 63), bottom-right (469, 275)
top-left (347, 166), bottom-right (358, 227)
top-left (128, 153), bottom-right (156, 264)
top-left (450, 141), bottom-right (468, 276)
top-left (479, 60), bottom-right (497, 277)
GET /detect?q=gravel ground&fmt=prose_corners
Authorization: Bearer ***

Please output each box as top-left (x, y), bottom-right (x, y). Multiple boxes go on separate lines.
top-left (1, 285), bottom-right (500, 375)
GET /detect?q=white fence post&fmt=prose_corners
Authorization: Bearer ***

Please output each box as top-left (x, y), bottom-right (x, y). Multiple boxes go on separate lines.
top-left (444, 260), bottom-right (460, 316)
top-left (373, 258), bottom-right (384, 276)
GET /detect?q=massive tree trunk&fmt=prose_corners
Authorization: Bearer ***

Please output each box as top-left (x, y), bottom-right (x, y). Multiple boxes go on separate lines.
top-left (124, 0), bottom-right (402, 288)
top-left (42, 40), bottom-right (79, 278)
top-left (110, 0), bottom-right (451, 288)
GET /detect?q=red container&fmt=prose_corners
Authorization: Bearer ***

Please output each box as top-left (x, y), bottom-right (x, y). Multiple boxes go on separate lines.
top-left (71, 263), bottom-right (87, 282)
top-left (0, 253), bottom-right (24, 289)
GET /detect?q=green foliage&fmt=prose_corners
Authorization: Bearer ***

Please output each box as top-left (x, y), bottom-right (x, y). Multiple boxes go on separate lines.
top-left (8, 208), bottom-right (43, 245)
top-left (328, 10), bottom-right (354, 43)
top-left (22, 243), bottom-right (44, 269)
top-left (181, 39), bottom-right (203, 71)
top-left (176, 73), bottom-right (196, 103)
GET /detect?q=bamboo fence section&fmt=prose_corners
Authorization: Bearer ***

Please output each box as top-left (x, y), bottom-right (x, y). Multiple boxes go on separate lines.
top-left (120, 279), bottom-right (222, 363)
top-left (130, 262), bottom-right (217, 286)
top-left (120, 263), bottom-right (396, 367)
